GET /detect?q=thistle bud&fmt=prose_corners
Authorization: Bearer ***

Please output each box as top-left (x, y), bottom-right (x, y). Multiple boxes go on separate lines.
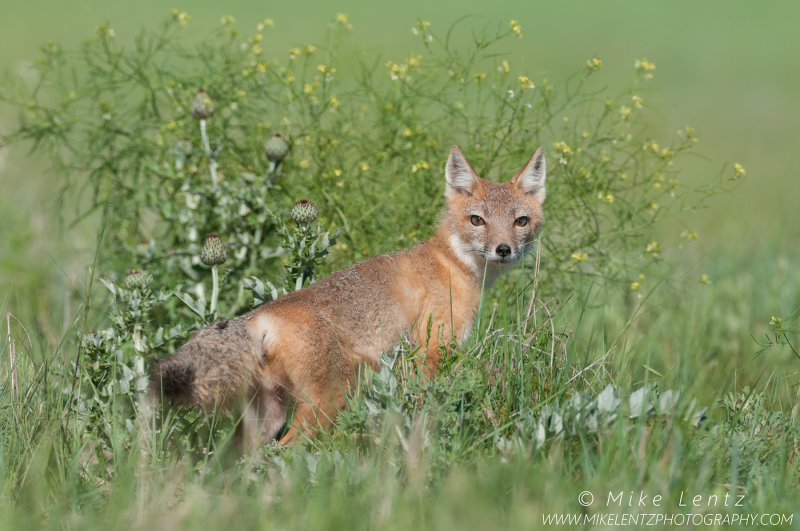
top-left (191, 89), bottom-right (214, 119)
top-left (264, 133), bottom-right (289, 161)
top-left (201, 233), bottom-right (227, 265)
top-left (291, 199), bottom-right (318, 225)
top-left (125, 269), bottom-right (152, 289)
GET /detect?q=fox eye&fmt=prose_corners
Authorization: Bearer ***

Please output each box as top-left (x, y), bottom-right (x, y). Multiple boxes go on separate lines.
top-left (470, 215), bottom-right (485, 226)
top-left (515, 216), bottom-right (529, 227)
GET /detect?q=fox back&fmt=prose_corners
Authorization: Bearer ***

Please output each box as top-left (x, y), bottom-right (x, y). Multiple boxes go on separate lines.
top-left (151, 145), bottom-right (546, 448)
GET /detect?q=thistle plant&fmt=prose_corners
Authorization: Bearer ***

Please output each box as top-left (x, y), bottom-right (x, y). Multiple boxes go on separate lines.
top-left (192, 89), bottom-right (219, 190)
top-left (72, 269), bottom-right (176, 453)
top-left (265, 132), bottom-right (290, 175)
top-left (276, 199), bottom-right (341, 291)
top-left (200, 233), bottom-right (227, 315)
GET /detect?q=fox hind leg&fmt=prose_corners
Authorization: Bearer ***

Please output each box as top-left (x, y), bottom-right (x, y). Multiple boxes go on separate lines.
top-left (236, 381), bottom-right (289, 451)
top-left (275, 313), bottom-right (353, 445)
top-left (277, 389), bottom-right (347, 445)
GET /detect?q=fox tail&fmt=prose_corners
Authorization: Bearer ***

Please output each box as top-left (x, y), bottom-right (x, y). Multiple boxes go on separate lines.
top-left (149, 317), bottom-right (262, 411)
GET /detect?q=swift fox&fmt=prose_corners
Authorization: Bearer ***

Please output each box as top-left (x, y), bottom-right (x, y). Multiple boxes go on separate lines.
top-left (151, 145), bottom-right (546, 448)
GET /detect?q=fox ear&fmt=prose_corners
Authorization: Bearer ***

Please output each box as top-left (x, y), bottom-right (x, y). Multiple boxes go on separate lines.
top-left (513, 147), bottom-right (546, 203)
top-left (445, 145), bottom-right (479, 199)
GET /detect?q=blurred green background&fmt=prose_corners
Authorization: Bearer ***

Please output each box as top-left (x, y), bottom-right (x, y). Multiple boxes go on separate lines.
top-left (1, 0), bottom-right (799, 326)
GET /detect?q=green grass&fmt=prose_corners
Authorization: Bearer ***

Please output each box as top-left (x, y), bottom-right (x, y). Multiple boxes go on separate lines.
top-left (1, 2), bottom-right (799, 529)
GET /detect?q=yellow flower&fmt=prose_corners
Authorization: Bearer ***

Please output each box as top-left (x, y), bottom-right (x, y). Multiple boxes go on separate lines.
top-left (619, 106), bottom-right (632, 119)
top-left (304, 44), bottom-right (317, 55)
top-left (630, 281), bottom-right (640, 291)
top-left (336, 13), bottom-right (349, 24)
top-left (220, 15), bottom-right (235, 25)
top-left (570, 252), bottom-right (588, 262)
top-left (645, 241), bottom-right (660, 256)
top-left (700, 274), bottom-right (711, 285)
top-left (386, 61), bottom-right (409, 81)
top-left (95, 23), bottom-right (116, 37)
top-left (411, 160), bottom-right (430, 173)
top-left (586, 57), bottom-right (603, 70)
top-left (510, 19), bottom-right (522, 37)
top-left (733, 162), bottom-right (746, 178)
top-left (358, 162), bottom-right (369, 172)
top-left (403, 127), bottom-right (412, 137)
top-left (303, 84), bottom-right (314, 94)
top-left (407, 54), bottom-right (422, 66)
top-left (634, 58), bottom-right (656, 71)
top-left (598, 192), bottom-right (614, 203)
top-left (518, 76), bottom-right (535, 90)
top-left (650, 202), bottom-right (659, 211)
top-left (474, 72), bottom-right (486, 80)
top-left (263, 18), bottom-right (275, 28)
top-left (235, 90), bottom-right (246, 98)
top-left (329, 95), bottom-right (340, 110)
top-left (177, 12), bottom-right (190, 26)
top-left (299, 159), bottom-right (310, 169)
top-left (501, 60), bottom-right (510, 73)
top-left (634, 58), bottom-right (655, 80)
top-left (317, 64), bottom-right (328, 73)
top-left (632, 95), bottom-right (644, 109)
top-left (420, 20), bottom-right (431, 30)
top-left (553, 141), bottom-right (572, 154)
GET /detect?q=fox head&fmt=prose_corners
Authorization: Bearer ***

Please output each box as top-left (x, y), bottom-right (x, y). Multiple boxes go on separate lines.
top-left (443, 145), bottom-right (546, 279)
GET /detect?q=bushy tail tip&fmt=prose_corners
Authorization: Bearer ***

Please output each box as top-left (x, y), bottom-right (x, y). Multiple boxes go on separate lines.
top-left (150, 361), bottom-right (196, 404)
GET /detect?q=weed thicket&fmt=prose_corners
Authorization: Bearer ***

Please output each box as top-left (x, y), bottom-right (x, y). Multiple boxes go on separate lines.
top-left (1, 12), bottom-right (795, 530)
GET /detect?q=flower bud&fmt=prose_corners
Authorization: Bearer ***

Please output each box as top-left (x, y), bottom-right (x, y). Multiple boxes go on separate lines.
top-left (191, 89), bottom-right (214, 119)
top-left (291, 199), bottom-right (318, 225)
top-left (264, 132), bottom-right (289, 161)
top-left (125, 269), bottom-right (152, 289)
top-left (201, 233), bottom-right (227, 265)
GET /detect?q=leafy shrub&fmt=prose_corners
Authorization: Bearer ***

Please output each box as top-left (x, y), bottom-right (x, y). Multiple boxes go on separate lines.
top-left (2, 14), bottom-right (734, 292)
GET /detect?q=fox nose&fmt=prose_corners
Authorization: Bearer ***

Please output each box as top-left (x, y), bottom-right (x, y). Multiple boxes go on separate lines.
top-left (496, 244), bottom-right (511, 258)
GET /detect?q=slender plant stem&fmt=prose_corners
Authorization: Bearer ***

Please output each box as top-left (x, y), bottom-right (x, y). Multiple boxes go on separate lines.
top-left (210, 265), bottom-right (219, 315)
top-left (200, 118), bottom-right (218, 190)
